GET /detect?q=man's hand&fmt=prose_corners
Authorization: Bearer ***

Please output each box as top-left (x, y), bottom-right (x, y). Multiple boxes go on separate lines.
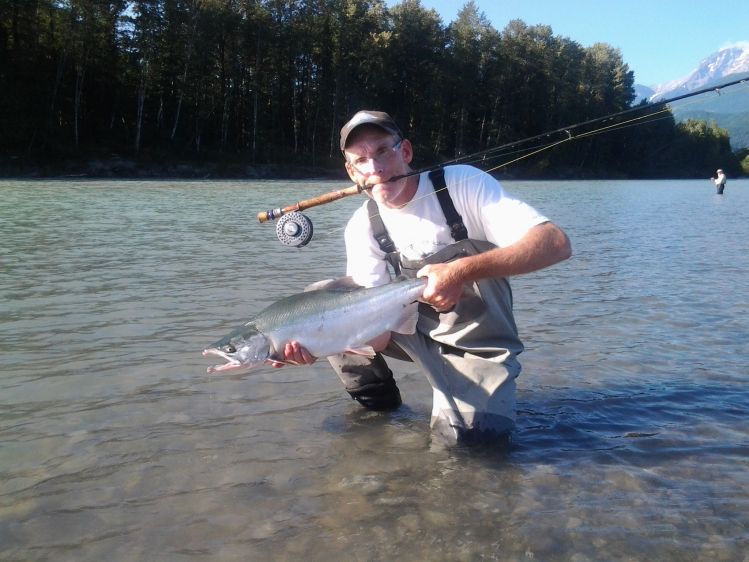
top-left (417, 261), bottom-right (463, 313)
top-left (267, 341), bottom-right (317, 368)
top-left (266, 332), bottom-right (392, 368)
top-left (416, 222), bottom-right (571, 314)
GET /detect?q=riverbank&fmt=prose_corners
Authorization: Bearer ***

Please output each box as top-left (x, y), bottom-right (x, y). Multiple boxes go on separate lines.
top-left (1, 153), bottom-right (745, 180)
top-left (0, 154), bottom-right (346, 181)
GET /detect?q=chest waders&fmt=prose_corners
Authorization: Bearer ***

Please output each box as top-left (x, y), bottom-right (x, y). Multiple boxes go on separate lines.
top-left (327, 169), bottom-right (523, 442)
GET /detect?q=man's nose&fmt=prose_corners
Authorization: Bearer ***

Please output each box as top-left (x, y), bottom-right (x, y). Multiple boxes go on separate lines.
top-left (358, 159), bottom-right (382, 174)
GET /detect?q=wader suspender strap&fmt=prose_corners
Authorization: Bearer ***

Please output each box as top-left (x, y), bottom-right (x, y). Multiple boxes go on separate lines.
top-left (367, 168), bottom-right (468, 274)
top-left (428, 168), bottom-right (468, 242)
top-left (367, 198), bottom-right (402, 276)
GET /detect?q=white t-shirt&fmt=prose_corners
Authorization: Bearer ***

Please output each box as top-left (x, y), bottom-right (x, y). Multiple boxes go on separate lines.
top-left (344, 165), bottom-right (549, 287)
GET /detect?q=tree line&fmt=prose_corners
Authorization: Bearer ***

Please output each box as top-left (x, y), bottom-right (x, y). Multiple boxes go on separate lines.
top-left (0, 0), bottom-right (741, 177)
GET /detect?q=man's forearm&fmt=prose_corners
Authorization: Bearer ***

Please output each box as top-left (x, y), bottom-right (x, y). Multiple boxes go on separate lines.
top-left (455, 221), bottom-right (572, 282)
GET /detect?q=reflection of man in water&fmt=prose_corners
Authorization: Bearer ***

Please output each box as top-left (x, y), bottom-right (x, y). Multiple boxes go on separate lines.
top-left (712, 169), bottom-right (727, 195)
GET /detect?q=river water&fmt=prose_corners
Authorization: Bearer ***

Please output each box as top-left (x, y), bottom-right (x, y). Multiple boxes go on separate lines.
top-left (1, 177), bottom-right (748, 561)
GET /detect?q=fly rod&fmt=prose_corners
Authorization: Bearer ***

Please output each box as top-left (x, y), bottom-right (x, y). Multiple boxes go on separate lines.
top-left (257, 183), bottom-right (369, 223)
top-left (258, 183), bottom-right (374, 247)
top-left (257, 76), bottom-right (748, 247)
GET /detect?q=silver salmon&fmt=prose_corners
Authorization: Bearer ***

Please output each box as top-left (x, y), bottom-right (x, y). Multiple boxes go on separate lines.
top-left (202, 277), bottom-right (426, 373)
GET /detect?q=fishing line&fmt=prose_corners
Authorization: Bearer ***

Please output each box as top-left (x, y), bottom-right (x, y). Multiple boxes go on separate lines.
top-left (363, 80), bottom-right (747, 220)
top-left (349, 104), bottom-right (681, 223)
top-left (386, 77), bottom-right (748, 183)
top-left (259, 77), bottom-right (748, 246)
top-left (400, 81), bottom-right (748, 180)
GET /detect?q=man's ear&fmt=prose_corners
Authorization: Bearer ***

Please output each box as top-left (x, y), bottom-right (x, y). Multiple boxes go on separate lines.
top-left (401, 139), bottom-right (414, 164)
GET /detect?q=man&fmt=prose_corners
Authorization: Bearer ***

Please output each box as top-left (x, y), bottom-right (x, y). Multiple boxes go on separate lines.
top-left (274, 110), bottom-right (571, 443)
top-left (713, 168), bottom-right (727, 194)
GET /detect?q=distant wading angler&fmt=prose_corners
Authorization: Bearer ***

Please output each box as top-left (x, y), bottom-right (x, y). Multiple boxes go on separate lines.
top-left (712, 169), bottom-right (727, 194)
top-left (266, 111), bottom-right (571, 443)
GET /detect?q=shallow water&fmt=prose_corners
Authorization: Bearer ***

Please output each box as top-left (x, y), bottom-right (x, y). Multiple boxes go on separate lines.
top-left (1, 178), bottom-right (748, 561)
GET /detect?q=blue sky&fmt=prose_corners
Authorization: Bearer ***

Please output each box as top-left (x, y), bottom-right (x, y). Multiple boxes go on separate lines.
top-left (387, 0), bottom-right (749, 87)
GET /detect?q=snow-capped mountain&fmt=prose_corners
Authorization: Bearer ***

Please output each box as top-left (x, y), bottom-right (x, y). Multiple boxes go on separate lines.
top-left (649, 44), bottom-right (749, 101)
top-left (630, 44), bottom-right (749, 148)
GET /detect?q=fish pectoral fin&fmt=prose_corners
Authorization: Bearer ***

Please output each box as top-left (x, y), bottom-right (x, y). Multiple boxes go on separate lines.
top-left (344, 345), bottom-right (377, 357)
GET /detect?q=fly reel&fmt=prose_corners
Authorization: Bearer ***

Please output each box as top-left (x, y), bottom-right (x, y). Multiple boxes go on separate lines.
top-left (275, 211), bottom-right (314, 247)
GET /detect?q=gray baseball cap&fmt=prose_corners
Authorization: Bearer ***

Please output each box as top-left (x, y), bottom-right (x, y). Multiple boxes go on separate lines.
top-left (340, 110), bottom-right (403, 151)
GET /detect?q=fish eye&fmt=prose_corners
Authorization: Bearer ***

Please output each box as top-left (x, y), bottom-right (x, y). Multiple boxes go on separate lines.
top-left (222, 344), bottom-right (236, 353)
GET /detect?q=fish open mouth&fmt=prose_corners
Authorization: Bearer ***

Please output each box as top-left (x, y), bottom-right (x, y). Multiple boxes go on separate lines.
top-left (202, 348), bottom-right (241, 373)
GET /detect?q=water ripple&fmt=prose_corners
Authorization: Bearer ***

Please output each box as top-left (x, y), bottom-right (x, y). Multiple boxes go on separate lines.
top-left (2, 179), bottom-right (749, 561)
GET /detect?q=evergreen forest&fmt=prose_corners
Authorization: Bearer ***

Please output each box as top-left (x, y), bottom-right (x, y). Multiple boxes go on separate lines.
top-left (1, 0), bottom-right (743, 178)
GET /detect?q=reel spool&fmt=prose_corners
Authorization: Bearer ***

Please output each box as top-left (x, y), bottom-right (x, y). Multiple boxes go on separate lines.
top-left (275, 211), bottom-right (314, 247)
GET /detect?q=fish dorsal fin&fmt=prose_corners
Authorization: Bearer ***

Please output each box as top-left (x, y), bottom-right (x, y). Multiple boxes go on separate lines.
top-left (303, 276), bottom-right (363, 293)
